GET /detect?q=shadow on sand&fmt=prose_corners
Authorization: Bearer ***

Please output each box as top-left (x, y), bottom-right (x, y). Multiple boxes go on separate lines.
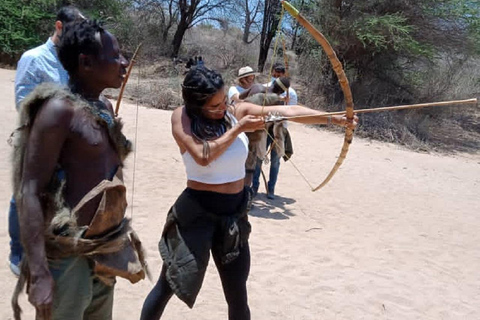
top-left (248, 192), bottom-right (297, 220)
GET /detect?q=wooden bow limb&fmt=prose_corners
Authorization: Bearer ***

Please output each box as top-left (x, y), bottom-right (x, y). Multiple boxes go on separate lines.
top-left (282, 0), bottom-right (354, 191)
top-left (115, 43), bottom-right (143, 117)
top-left (266, 98), bottom-right (478, 123)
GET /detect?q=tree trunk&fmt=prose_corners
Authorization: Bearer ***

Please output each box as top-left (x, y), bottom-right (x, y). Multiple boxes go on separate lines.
top-left (162, 28), bottom-right (169, 43)
top-left (290, 0), bottom-right (305, 50)
top-left (257, 0), bottom-right (281, 72)
top-left (258, 45), bottom-right (268, 72)
top-left (242, 19), bottom-right (251, 43)
top-left (291, 22), bottom-right (299, 51)
top-left (171, 18), bottom-right (189, 57)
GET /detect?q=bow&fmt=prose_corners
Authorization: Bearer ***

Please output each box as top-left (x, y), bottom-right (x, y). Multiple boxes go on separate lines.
top-left (115, 43), bottom-right (143, 117)
top-left (282, 1), bottom-right (354, 191)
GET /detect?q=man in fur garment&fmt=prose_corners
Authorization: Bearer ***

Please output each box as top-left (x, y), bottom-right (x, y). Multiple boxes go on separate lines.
top-left (11, 20), bottom-right (147, 320)
top-left (8, 5), bottom-right (86, 277)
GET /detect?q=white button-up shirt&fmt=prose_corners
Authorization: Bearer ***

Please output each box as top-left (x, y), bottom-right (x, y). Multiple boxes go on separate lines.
top-left (14, 38), bottom-right (69, 109)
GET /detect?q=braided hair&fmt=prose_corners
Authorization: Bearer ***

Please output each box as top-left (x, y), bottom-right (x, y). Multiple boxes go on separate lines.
top-left (182, 66), bottom-right (233, 141)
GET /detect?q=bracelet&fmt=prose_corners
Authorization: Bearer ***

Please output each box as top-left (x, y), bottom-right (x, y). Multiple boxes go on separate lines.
top-left (202, 140), bottom-right (210, 160)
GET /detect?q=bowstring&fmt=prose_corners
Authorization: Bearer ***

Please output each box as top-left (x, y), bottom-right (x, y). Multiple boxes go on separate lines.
top-left (129, 50), bottom-right (141, 220)
top-left (282, 35), bottom-right (290, 77)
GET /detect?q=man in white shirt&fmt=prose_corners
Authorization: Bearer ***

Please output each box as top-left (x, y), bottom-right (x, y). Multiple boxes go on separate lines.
top-left (228, 66), bottom-right (259, 104)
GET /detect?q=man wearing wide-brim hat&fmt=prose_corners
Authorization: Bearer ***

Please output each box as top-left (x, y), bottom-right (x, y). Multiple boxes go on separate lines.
top-left (227, 66), bottom-right (259, 104)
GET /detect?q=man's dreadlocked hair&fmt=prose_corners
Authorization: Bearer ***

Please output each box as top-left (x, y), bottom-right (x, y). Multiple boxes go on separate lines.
top-left (182, 66), bottom-right (233, 141)
top-left (58, 19), bottom-right (105, 76)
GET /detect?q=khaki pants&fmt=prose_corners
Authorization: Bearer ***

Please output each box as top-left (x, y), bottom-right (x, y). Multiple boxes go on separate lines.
top-left (49, 256), bottom-right (115, 320)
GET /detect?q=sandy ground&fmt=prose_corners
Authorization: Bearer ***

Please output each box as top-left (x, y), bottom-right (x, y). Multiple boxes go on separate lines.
top-left (0, 67), bottom-right (479, 319)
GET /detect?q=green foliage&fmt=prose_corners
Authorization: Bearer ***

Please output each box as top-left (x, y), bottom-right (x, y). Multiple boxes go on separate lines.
top-left (0, 0), bottom-right (129, 62)
top-left (355, 14), bottom-right (432, 58)
top-left (0, 0), bottom-right (55, 56)
top-left (68, 0), bottom-right (126, 21)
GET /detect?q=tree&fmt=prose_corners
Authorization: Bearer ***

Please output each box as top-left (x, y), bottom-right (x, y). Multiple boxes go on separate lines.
top-left (130, 0), bottom-right (178, 45)
top-left (289, 0), bottom-right (309, 50)
top-left (170, 0), bottom-right (231, 57)
top-left (257, 0), bottom-right (282, 72)
top-left (230, 0), bottom-right (263, 44)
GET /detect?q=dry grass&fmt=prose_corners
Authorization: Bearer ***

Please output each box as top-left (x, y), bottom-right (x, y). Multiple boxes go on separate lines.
top-left (393, 57), bottom-right (480, 153)
top-left (298, 52), bottom-right (480, 153)
top-left (105, 61), bottom-right (184, 111)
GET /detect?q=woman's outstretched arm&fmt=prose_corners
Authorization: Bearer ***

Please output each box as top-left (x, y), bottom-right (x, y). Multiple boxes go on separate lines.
top-left (234, 101), bottom-right (358, 129)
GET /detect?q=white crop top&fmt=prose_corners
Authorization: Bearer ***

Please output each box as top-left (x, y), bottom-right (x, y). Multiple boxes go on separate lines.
top-left (182, 115), bottom-right (249, 184)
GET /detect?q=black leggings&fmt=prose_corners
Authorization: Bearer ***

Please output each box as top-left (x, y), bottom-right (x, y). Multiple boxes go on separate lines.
top-left (140, 189), bottom-right (251, 320)
top-left (140, 244), bottom-right (250, 320)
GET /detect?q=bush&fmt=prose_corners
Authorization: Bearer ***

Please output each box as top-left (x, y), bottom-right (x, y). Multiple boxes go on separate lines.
top-left (0, 0), bottom-right (54, 62)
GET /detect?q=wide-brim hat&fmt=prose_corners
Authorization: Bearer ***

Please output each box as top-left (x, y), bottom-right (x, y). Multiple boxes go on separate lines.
top-left (236, 66), bottom-right (259, 80)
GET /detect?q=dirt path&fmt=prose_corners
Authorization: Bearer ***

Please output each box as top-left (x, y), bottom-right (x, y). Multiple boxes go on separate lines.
top-left (1, 68), bottom-right (479, 319)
